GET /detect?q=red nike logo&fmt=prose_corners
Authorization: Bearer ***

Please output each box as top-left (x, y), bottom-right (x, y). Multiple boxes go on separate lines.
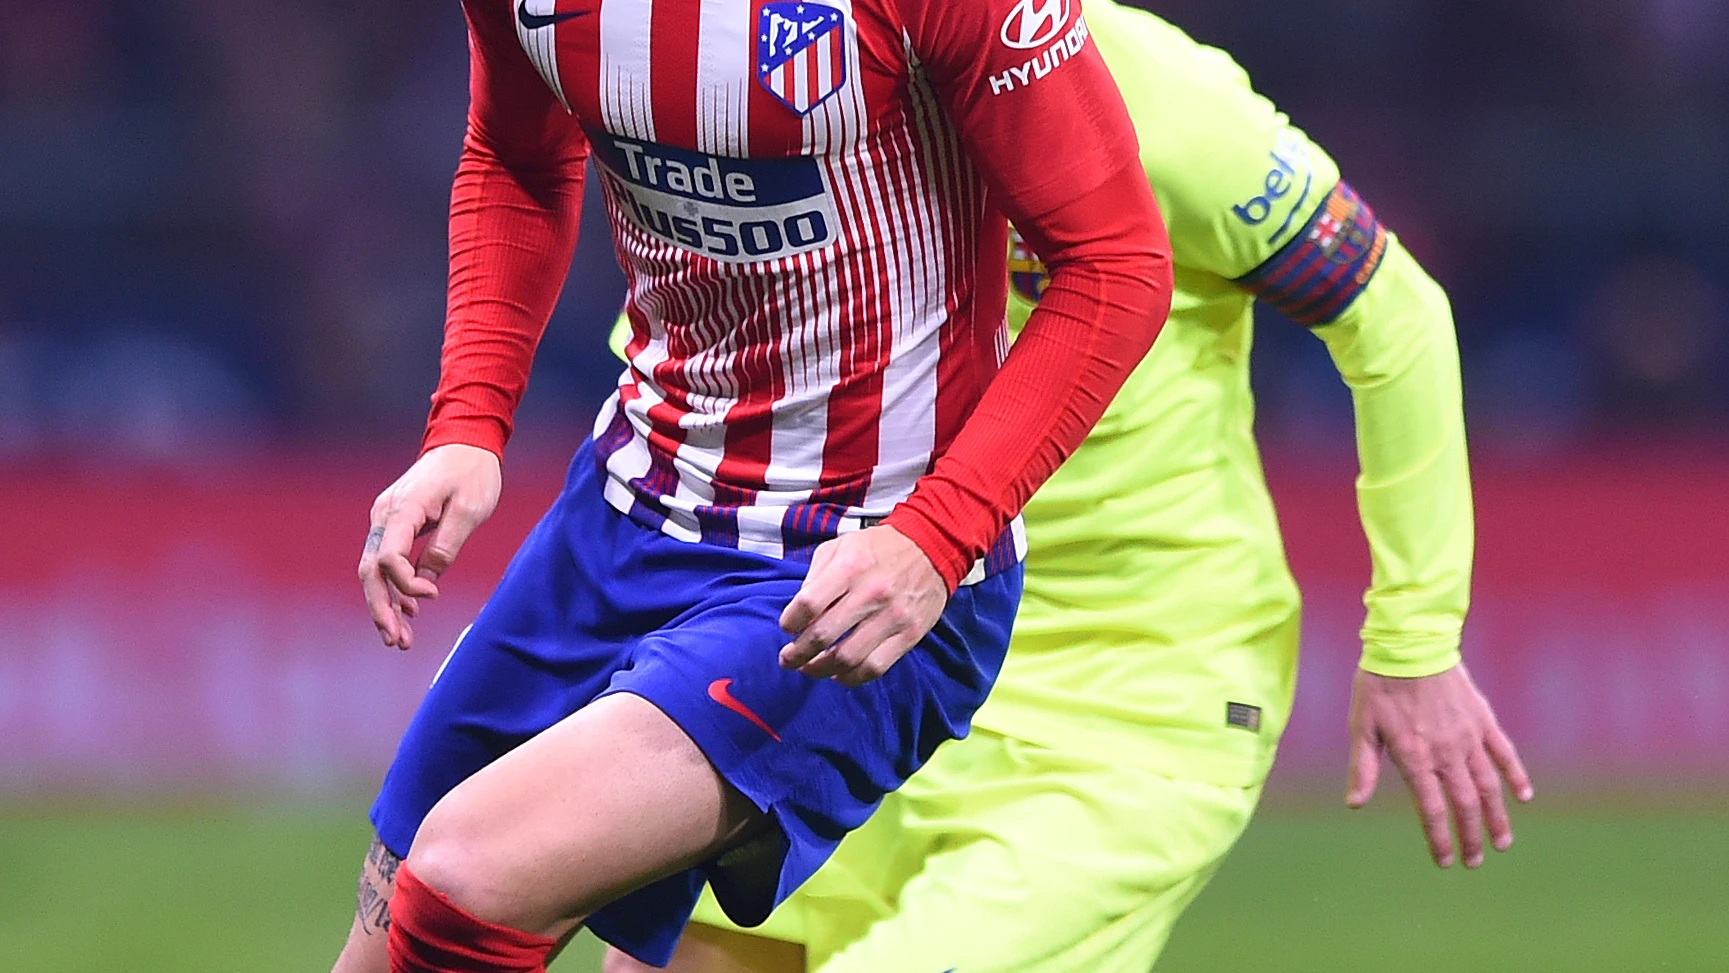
top-left (707, 679), bottom-right (782, 742)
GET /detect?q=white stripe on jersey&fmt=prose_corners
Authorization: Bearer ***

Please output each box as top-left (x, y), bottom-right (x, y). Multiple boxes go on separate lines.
top-left (695, 0), bottom-right (752, 157)
top-left (592, 396), bottom-right (653, 516)
top-left (599, 0), bottom-right (656, 141)
top-left (873, 65), bottom-right (992, 509)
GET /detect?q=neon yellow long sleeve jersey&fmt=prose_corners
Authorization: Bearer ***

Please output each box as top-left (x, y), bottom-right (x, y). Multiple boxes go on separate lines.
top-left (970, 0), bottom-right (1473, 786)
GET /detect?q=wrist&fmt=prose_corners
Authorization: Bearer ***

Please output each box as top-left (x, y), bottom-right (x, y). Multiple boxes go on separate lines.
top-left (881, 507), bottom-right (968, 594)
top-left (421, 416), bottom-right (509, 461)
top-left (1358, 629), bottom-right (1462, 679)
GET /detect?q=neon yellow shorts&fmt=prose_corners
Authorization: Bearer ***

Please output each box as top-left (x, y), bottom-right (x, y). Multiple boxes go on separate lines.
top-left (693, 728), bottom-right (1264, 972)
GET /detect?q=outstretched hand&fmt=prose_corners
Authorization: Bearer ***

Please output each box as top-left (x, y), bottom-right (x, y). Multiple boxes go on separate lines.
top-left (777, 526), bottom-right (949, 687)
top-left (358, 443), bottom-right (502, 651)
top-left (1346, 663), bottom-right (1534, 869)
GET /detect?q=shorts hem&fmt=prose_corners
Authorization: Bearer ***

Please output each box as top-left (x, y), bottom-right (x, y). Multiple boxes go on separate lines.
top-left (592, 683), bottom-right (798, 930)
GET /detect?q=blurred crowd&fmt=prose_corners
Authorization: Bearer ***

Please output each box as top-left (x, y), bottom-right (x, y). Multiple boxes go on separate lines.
top-left (0, 0), bottom-right (1724, 460)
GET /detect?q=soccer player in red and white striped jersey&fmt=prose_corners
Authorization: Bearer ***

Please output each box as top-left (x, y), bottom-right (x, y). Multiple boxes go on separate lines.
top-left (335, 1), bottom-right (1172, 972)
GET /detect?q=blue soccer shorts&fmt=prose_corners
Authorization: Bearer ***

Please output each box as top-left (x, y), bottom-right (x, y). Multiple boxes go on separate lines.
top-left (370, 439), bottom-right (1022, 966)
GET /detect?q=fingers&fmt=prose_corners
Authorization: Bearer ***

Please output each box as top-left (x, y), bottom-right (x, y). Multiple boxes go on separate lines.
top-left (360, 493), bottom-right (434, 651)
top-left (778, 544), bottom-right (849, 643)
top-left (1470, 748), bottom-right (1514, 854)
top-left (781, 588), bottom-right (880, 672)
top-left (797, 606), bottom-right (914, 685)
top-left (777, 536), bottom-right (924, 683)
top-left (1486, 722), bottom-right (1535, 803)
top-left (1389, 742), bottom-right (1455, 869)
top-left (1349, 666), bottom-right (1535, 874)
top-left (1438, 759), bottom-right (1485, 869)
top-left (839, 629), bottom-right (923, 688)
top-left (416, 497), bottom-right (485, 585)
top-left (379, 509), bottom-right (439, 602)
top-left (359, 523), bottom-right (406, 648)
top-left (387, 588), bottom-right (416, 648)
top-left (1412, 769), bottom-right (1455, 868)
top-left (1346, 731), bottom-right (1382, 809)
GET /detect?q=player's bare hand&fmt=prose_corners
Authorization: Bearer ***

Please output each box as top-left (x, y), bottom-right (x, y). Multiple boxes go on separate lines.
top-left (359, 443), bottom-right (502, 651)
top-left (1346, 663), bottom-right (1534, 870)
top-left (778, 526), bottom-right (948, 687)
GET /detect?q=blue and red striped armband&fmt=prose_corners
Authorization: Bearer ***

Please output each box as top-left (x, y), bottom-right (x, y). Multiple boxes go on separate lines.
top-left (1234, 180), bottom-right (1389, 326)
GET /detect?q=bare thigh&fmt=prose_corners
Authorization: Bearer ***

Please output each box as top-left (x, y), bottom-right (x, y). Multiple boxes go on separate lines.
top-left (407, 691), bottom-right (769, 938)
top-left (602, 924), bottom-right (806, 973)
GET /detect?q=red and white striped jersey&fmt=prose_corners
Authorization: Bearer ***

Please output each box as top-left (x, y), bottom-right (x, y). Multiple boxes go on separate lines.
top-left (429, 0), bottom-right (1171, 588)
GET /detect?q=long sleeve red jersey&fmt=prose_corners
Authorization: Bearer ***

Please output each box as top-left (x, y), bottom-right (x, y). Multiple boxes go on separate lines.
top-left (425, 0), bottom-right (1172, 590)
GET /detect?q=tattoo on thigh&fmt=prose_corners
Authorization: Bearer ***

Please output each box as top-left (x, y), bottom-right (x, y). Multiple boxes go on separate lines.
top-left (356, 838), bottom-right (402, 935)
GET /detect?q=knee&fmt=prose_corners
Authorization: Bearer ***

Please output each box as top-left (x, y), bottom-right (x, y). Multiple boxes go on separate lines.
top-left (388, 862), bottom-right (559, 971)
top-left (405, 793), bottom-right (509, 923)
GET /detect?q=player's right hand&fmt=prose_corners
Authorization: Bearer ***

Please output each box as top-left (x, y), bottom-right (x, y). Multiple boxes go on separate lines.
top-left (359, 443), bottom-right (502, 651)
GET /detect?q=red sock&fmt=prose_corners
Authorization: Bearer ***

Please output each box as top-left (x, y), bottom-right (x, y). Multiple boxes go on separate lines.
top-left (387, 864), bottom-right (558, 973)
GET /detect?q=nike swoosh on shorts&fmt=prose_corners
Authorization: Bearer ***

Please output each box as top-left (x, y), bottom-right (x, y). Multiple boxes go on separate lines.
top-left (707, 679), bottom-right (783, 742)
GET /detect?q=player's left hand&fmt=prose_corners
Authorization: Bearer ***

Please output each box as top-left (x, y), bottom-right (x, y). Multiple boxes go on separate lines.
top-left (1346, 662), bottom-right (1534, 870)
top-left (778, 526), bottom-right (948, 687)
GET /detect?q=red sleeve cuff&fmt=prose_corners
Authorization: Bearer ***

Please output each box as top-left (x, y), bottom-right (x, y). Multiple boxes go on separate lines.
top-left (887, 163), bottom-right (1171, 590)
top-left (883, 505), bottom-right (973, 594)
top-left (421, 414), bottom-right (510, 459)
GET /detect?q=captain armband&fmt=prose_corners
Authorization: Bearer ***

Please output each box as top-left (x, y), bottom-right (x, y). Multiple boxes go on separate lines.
top-left (1008, 226), bottom-right (1051, 304)
top-left (1234, 180), bottom-right (1389, 326)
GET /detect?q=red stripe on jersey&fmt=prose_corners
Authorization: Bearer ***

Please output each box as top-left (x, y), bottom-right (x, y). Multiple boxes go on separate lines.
top-left (622, 297), bottom-right (652, 363)
top-left (822, 105), bottom-right (891, 502)
top-left (712, 276), bottom-right (779, 500)
top-left (806, 34), bottom-right (825, 111)
top-left (825, 29), bottom-right (845, 108)
top-left (555, 7), bottom-right (602, 125)
top-left (821, 131), bottom-right (907, 500)
top-left (631, 247), bottom-right (698, 472)
top-left (649, 0), bottom-right (701, 149)
top-left (916, 43), bottom-right (1000, 377)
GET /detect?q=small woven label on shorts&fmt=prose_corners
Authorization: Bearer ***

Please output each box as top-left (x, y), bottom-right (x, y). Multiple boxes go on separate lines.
top-left (1226, 701), bottom-right (1262, 732)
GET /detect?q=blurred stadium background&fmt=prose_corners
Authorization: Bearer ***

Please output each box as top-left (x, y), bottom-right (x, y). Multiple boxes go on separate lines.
top-left (2, 0), bottom-right (1726, 969)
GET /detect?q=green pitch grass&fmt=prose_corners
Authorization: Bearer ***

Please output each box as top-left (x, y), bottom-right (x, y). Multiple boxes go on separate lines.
top-left (1, 798), bottom-right (1723, 972)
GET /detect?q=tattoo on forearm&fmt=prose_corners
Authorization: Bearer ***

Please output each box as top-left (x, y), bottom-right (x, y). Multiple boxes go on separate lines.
top-left (357, 838), bottom-right (403, 935)
top-left (365, 526), bottom-right (386, 556)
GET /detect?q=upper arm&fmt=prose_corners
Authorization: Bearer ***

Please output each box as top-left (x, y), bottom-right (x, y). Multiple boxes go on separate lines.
top-left (1093, 12), bottom-right (1398, 328)
top-left (894, 0), bottom-right (1144, 228)
top-left (460, 0), bottom-right (589, 170)
top-left (1081, 8), bottom-right (1346, 283)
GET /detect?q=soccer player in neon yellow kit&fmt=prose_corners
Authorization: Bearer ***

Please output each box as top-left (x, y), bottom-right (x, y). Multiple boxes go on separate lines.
top-left (606, 2), bottom-right (1532, 969)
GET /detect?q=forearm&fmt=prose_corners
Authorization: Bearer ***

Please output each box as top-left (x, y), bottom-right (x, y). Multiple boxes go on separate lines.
top-left (422, 135), bottom-right (586, 457)
top-left (887, 165), bottom-right (1173, 589)
top-left (423, 0), bottom-right (590, 459)
top-left (1315, 238), bottom-right (1472, 677)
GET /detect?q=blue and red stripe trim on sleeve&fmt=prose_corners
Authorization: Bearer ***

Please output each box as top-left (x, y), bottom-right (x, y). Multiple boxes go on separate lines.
top-left (1234, 180), bottom-right (1388, 327)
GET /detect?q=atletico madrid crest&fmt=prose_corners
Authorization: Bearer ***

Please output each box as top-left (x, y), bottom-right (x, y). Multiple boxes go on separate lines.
top-left (757, 2), bottom-right (849, 116)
